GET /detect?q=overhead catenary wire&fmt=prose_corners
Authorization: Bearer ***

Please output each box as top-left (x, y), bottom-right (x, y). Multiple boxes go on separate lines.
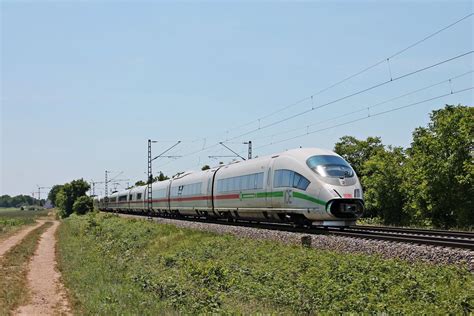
top-left (155, 51), bottom-right (472, 169)
top-left (154, 15), bottom-right (473, 170)
top-left (225, 13), bottom-right (474, 133)
top-left (226, 51), bottom-right (473, 141)
top-left (255, 86), bottom-right (474, 150)
top-left (249, 70), bottom-right (473, 142)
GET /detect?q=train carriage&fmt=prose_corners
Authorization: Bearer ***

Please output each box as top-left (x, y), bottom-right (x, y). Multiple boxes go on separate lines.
top-left (169, 171), bottom-right (212, 216)
top-left (97, 147), bottom-right (364, 226)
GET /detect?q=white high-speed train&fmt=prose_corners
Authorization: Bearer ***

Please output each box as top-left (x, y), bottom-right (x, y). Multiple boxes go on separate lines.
top-left (95, 148), bottom-right (364, 226)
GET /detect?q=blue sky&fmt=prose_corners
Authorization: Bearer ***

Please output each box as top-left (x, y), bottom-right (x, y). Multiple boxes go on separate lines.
top-left (1, 1), bottom-right (472, 196)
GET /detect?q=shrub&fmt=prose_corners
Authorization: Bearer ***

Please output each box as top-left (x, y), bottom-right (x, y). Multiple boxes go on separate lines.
top-left (72, 196), bottom-right (93, 215)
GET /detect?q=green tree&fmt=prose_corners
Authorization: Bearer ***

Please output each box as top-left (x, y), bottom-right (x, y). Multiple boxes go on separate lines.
top-left (154, 172), bottom-right (169, 182)
top-left (73, 196), bottom-right (94, 215)
top-left (334, 136), bottom-right (384, 177)
top-left (55, 179), bottom-right (90, 218)
top-left (0, 195), bottom-right (12, 207)
top-left (201, 165), bottom-right (210, 171)
top-left (405, 105), bottom-right (473, 228)
top-left (362, 146), bottom-right (408, 224)
top-left (47, 185), bottom-right (63, 207)
top-left (134, 180), bottom-right (146, 186)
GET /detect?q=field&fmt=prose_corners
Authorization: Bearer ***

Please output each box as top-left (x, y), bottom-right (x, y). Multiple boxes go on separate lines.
top-left (0, 208), bottom-right (50, 238)
top-left (57, 212), bottom-right (473, 314)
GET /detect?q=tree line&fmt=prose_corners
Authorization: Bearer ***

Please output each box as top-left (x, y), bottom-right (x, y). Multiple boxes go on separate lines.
top-left (334, 104), bottom-right (472, 229)
top-left (0, 195), bottom-right (44, 208)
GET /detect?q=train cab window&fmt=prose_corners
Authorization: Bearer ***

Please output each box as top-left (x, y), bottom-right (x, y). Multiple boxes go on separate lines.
top-left (274, 169), bottom-right (310, 190)
top-left (306, 155), bottom-right (354, 178)
top-left (118, 195), bottom-right (127, 202)
top-left (137, 193), bottom-right (142, 200)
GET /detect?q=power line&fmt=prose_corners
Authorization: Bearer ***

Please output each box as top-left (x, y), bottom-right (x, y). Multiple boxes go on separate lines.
top-left (226, 13), bottom-right (473, 132)
top-left (250, 70), bottom-right (473, 142)
top-left (226, 51), bottom-right (473, 141)
top-left (155, 16), bottom-right (473, 169)
top-left (156, 51), bottom-right (471, 170)
top-left (255, 86), bottom-right (473, 150)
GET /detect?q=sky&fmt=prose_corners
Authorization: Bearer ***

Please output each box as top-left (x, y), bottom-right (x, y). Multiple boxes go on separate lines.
top-left (1, 1), bottom-right (473, 197)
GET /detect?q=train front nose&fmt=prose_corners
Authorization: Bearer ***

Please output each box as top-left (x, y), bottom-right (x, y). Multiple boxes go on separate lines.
top-left (327, 199), bottom-right (364, 219)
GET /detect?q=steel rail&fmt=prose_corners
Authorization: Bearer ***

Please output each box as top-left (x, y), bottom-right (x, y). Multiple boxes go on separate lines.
top-left (326, 229), bottom-right (474, 250)
top-left (350, 225), bottom-right (474, 239)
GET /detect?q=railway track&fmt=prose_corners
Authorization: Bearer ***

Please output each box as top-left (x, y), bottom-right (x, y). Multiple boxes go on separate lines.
top-left (107, 211), bottom-right (474, 251)
top-left (328, 227), bottom-right (474, 250)
top-left (350, 225), bottom-right (474, 239)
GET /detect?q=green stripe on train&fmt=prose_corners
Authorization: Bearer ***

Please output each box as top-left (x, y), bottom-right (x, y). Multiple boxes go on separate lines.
top-left (240, 191), bottom-right (326, 206)
top-left (292, 191), bottom-right (326, 206)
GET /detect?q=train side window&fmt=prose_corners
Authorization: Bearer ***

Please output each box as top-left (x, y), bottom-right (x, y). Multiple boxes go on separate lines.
top-left (297, 176), bottom-right (310, 190)
top-left (274, 169), bottom-right (310, 190)
top-left (137, 193), bottom-right (142, 200)
top-left (129, 194), bottom-right (133, 201)
top-left (275, 170), bottom-right (292, 187)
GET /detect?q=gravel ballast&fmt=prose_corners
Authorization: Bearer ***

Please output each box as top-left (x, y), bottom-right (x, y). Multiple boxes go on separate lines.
top-left (119, 214), bottom-right (474, 270)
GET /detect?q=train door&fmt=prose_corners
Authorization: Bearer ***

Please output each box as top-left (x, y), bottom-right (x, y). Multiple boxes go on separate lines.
top-left (208, 167), bottom-right (222, 216)
top-left (206, 176), bottom-right (213, 209)
top-left (267, 158), bottom-right (276, 208)
top-left (167, 180), bottom-right (172, 212)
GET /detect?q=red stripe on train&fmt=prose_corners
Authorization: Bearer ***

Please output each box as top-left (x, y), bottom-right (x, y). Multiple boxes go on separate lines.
top-left (111, 194), bottom-right (239, 204)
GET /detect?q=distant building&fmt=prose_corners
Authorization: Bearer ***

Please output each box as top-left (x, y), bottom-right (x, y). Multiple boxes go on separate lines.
top-left (44, 200), bottom-right (54, 209)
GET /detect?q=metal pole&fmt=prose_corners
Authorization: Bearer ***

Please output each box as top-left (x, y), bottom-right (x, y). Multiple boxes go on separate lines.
top-left (105, 171), bottom-right (109, 208)
top-left (248, 141), bottom-right (252, 160)
top-left (147, 139), bottom-right (153, 216)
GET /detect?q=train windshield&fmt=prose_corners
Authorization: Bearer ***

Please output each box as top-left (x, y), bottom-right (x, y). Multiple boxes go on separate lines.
top-left (306, 155), bottom-right (354, 178)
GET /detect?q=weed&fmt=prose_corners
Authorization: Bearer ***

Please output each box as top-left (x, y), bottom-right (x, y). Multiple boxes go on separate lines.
top-left (57, 213), bottom-right (473, 314)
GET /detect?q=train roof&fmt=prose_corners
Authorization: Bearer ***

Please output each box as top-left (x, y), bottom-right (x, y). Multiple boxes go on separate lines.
top-left (99, 147), bottom-right (338, 198)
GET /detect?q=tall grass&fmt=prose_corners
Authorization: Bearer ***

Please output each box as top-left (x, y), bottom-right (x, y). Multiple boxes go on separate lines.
top-left (57, 213), bottom-right (473, 314)
top-left (0, 208), bottom-right (50, 237)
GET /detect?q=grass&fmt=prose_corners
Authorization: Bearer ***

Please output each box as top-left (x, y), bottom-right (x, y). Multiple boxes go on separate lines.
top-left (57, 212), bottom-right (473, 314)
top-left (0, 208), bottom-right (50, 238)
top-left (0, 221), bottom-right (53, 315)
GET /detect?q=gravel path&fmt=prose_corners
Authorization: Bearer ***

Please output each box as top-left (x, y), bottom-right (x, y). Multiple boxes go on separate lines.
top-left (122, 214), bottom-right (474, 270)
top-left (0, 221), bottom-right (44, 258)
top-left (15, 221), bottom-right (71, 316)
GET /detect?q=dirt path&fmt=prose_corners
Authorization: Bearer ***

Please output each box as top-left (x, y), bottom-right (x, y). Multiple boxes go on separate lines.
top-left (0, 221), bottom-right (44, 258)
top-left (15, 221), bottom-right (71, 315)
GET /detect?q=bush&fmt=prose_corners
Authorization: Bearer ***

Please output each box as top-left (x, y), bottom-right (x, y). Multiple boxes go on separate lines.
top-left (57, 213), bottom-right (473, 314)
top-left (72, 196), bottom-right (93, 215)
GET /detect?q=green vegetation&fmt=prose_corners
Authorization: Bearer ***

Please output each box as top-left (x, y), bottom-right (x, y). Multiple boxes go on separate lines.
top-left (0, 208), bottom-right (50, 237)
top-left (0, 195), bottom-right (43, 208)
top-left (0, 222), bottom-right (52, 314)
top-left (57, 213), bottom-right (473, 314)
top-left (54, 179), bottom-right (91, 218)
top-left (335, 104), bottom-right (473, 229)
top-left (72, 196), bottom-right (93, 215)
top-left (47, 184), bottom-right (63, 207)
